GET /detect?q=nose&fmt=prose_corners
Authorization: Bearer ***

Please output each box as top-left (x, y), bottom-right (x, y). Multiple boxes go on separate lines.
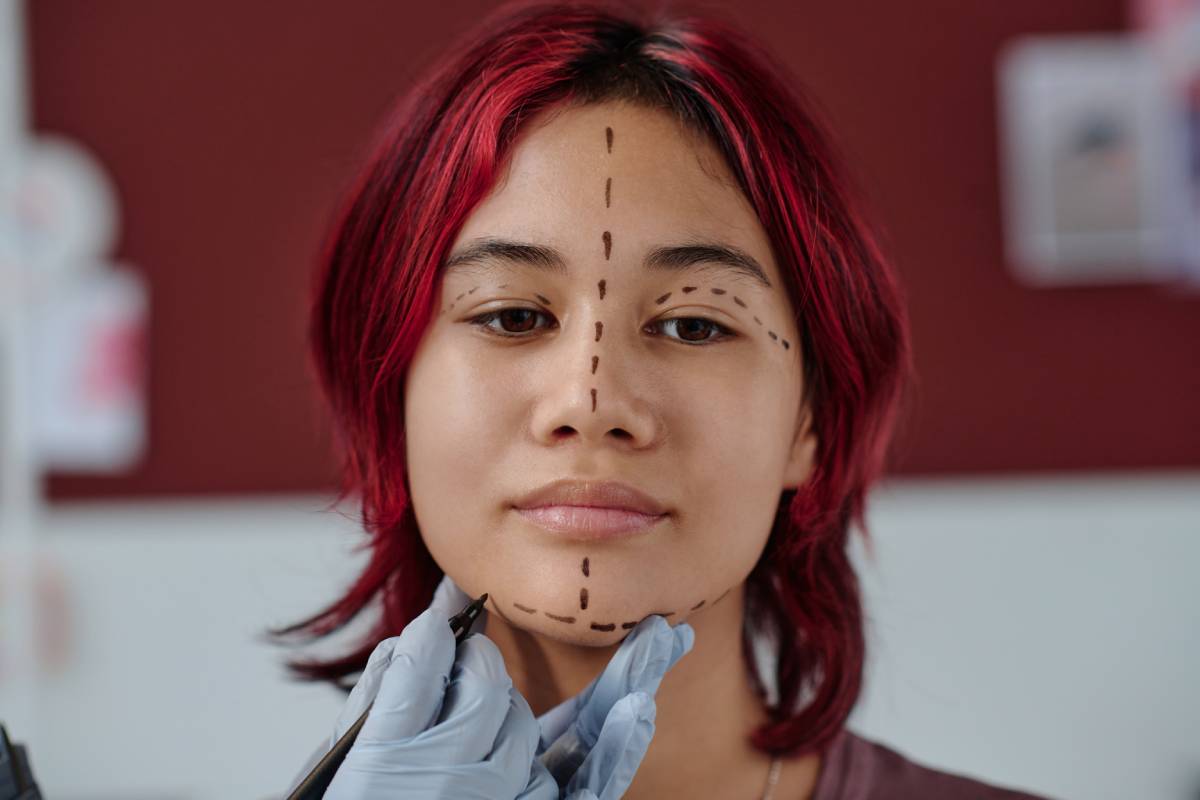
top-left (527, 311), bottom-right (663, 451)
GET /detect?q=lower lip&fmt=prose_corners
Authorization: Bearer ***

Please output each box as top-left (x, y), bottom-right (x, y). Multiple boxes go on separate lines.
top-left (514, 505), bottom-right (667, 540)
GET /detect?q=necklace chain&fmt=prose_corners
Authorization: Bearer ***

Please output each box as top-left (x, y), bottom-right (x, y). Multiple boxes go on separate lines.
top-left (760, 755), bottom-right (783, 800)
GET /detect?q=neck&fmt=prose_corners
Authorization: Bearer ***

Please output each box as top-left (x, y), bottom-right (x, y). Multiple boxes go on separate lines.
top-left (482, 583), bottom-right (821, 799)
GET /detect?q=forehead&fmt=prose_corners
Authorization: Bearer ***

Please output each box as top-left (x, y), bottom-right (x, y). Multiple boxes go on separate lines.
top-left (449, 101), bottom-right (778, 284)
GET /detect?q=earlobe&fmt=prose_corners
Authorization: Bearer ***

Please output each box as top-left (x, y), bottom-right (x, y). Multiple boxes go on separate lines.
top-left (782, 406), bottom-right (818, 490)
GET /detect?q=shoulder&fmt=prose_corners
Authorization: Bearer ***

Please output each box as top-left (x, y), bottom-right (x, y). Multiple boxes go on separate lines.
top-left (810, 728), bottom-right (1055, 800)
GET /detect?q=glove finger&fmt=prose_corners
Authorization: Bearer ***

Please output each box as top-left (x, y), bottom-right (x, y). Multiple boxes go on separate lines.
top-left (536, 688), bottom-right (587, 754)
top-left (355, 607), bottom-right (457, 744)
top-left (485, 686), bottom-right (552, 798)
top-left (670, 620), bottom-right (695, 667)
top-left (563, 691), bottom-right (656, 800)
top-left (331, 634), bottom-right (403, 743)
top-left (406, 634), bottom-right (512, 762)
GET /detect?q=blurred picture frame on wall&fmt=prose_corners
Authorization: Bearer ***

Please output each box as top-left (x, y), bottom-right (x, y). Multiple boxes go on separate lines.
top-left (996, 33), bottom-right (1192, 287)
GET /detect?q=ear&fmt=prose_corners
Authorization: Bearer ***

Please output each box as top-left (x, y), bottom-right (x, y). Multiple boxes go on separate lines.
top-left (781, 403), bottom-right (818, 491)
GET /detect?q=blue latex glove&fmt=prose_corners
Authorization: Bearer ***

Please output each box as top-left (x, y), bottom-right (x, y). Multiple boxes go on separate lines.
top-left (534, 616), bottom-right (694, 798)
top-left (432, 575), bottom-right (696, 800)
top-left (321, 574), bottom-right (558, 799)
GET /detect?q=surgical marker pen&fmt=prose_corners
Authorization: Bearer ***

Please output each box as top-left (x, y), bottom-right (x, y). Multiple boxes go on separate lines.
top-left (286, 591), bottom-right (489, 800)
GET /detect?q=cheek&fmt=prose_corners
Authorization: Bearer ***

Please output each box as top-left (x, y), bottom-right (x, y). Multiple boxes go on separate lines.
top-left (404, 347), bottom-right (508, 557)
top-left (676, 373), bottom-right (791, 555)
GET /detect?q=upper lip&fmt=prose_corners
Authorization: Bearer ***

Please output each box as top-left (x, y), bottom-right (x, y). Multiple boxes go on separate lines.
top-left (513, 479), bottom-right (669, 516)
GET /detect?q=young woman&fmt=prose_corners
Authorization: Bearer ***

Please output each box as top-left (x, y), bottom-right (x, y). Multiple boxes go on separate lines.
top-left (274, 1), bottom-right (1051, 797)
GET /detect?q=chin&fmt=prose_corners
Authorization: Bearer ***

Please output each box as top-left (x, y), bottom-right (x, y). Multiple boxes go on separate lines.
top-left (485, 589), bottom-right (683, 647)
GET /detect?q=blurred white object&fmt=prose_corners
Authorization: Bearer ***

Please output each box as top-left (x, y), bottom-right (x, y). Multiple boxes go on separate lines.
top-left (996, 34), bottom-right (1184, 285)
top-left (28, 264), bottom-right (147, 471)
top-left (10, 135), bottom-right (119, 293)
top-left (0, 80), bottom-right (146, 474)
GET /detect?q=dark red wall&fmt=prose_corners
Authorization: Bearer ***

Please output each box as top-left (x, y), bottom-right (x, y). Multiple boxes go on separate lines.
top-left (29, 1), bottom-right (1199, 500)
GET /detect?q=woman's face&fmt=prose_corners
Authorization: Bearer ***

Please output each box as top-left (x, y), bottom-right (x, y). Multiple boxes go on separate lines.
top-left (404, 100), bottom-right (816, 646)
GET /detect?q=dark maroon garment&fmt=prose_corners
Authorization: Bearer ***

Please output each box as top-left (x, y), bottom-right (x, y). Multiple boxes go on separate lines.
top-left (811, 728), bottom-right (1054, 799)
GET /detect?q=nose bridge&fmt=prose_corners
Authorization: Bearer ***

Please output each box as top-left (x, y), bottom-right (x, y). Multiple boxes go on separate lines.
top-left (532, 285), bottom-right (659, 446)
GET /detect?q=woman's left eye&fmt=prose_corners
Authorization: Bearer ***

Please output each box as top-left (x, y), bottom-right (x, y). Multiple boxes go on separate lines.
top-left (466, 307), bottom-right (735, 345)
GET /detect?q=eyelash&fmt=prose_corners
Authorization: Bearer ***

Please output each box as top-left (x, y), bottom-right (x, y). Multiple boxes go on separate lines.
top-left (466, 307), bottom-right (736, 346)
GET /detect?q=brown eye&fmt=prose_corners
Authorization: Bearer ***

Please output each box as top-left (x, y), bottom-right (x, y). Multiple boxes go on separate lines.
top-left (655, 317), bottom-right (734, 346)
top-left (468, 308), bottom-right (552, 337)
top-left (496, 308), bottom-right (539, 333)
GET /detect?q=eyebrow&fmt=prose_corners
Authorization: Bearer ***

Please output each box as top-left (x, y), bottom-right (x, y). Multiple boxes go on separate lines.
top-left (443, 237), bottom-right (772, 289)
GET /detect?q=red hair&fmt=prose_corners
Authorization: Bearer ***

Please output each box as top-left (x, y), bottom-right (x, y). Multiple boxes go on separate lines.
top-left (269, 0), bottom-right (913, 758)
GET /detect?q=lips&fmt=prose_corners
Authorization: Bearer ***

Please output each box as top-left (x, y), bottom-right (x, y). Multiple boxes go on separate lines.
top-left (512, 478), bottom-right (669, 516)
top-left (512, 478), bottom-right (670, 541)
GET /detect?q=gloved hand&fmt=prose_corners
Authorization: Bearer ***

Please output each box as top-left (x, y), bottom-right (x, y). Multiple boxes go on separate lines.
top-left (322, 574), bottom-right (558, 799)
top-left (431, 575), bottom-right (696, 800)
top-left (534, 615), bottom-right (694, 798)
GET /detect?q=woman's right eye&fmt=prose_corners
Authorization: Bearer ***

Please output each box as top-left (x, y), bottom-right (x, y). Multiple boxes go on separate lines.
top-left (467, 308), bottom-right (554, 338)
